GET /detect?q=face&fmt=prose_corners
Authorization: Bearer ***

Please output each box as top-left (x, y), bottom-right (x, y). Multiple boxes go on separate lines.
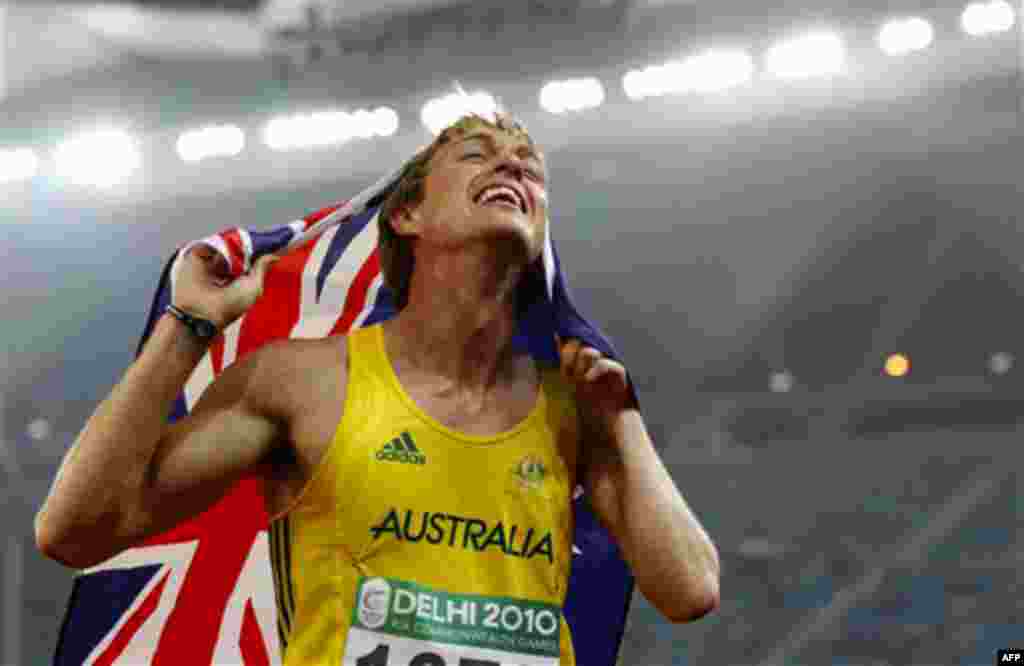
top-left (399, 121), bottom-right (549, 262)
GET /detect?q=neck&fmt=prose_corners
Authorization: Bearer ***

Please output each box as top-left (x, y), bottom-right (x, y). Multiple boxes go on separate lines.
top-left (384, 243), bottom-right (530, 393)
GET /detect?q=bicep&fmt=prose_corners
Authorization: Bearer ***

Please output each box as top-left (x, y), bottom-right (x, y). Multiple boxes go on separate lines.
top-left (129, 344), bottom-right (285, 541)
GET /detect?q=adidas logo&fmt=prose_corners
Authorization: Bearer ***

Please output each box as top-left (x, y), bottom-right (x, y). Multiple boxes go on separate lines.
top-left (376, 432), bottom-right (426, 465)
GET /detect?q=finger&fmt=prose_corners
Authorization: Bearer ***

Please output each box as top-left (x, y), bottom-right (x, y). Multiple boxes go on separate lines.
top-left (558, 337), bottom-right (576, 370)
top-left (250, 254), bottom-right (280, 281)
top-left (201, 247), bottom-right (231, 275)
top-left (189, 243), bottom-right (216, 261)
top-left (188, 244), bottom-right (232, 284)
top-left (584, 358), bottom-right (628, 385)
top-left (234, 254), bottom-right (279, 296)
top-left (559, 338), bottom-right (582, 375)
top-left (573, 347), bottom-right (602, 381)
top-left (258, 255), bottom-right (281, 291)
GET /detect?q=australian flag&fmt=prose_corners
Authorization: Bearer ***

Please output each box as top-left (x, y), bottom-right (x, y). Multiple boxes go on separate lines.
top-left (53, 166), bottom-right (635, 666)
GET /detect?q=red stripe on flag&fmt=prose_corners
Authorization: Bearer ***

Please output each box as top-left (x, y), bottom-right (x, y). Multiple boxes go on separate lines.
top-left (303, 203), bottom-right (345, 229)
top-left (235, 236), bottom-right (319, 361)
top-left (93, 570), bottom-right (171, 666)
top-left (210, 229), bottom-right (250, 374)
top-left (209, 333), bottom-right (225, 375)
top-left (141, 474), bottom-right (266, 544)
top-left (330, 250), bottom-right (381, 337)
top-left (240, 599), bottom-right (271, 666)
top-left (221, 229), bottom-right (247, 276)
top-left (107, 209), bottom-right (347, 662)
top-left (151, 478), bottom-right (267, 665)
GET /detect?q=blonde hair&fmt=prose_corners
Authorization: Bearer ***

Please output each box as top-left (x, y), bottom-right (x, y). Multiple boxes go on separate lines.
top-left (377, 111), bottom-right (537, 309)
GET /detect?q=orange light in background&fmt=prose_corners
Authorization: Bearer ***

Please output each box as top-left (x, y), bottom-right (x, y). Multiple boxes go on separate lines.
top-left (884, 353), bottom-right (910, 377)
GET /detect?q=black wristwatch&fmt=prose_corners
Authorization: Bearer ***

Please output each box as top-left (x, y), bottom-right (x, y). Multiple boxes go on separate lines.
top-left (166, 304), bottom-right (219, 342)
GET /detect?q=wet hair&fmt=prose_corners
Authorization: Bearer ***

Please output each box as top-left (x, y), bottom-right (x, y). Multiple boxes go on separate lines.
top-left (376, 111), bottom-right (537, 310)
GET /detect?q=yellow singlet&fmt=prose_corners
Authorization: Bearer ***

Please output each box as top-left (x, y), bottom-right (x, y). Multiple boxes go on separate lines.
top-left (269, 323), bottom-right (580, 666)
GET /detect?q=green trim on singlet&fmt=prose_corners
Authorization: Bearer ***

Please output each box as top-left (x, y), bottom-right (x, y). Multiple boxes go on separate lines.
top-left (269, 515), bottom-right (298, 654)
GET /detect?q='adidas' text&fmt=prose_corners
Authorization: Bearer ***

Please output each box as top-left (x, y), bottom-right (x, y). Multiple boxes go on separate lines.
top-left (376, 432), bottom-right (426, 465)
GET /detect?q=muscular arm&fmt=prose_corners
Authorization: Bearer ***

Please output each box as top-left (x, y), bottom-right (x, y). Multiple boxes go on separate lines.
top-left (35, 315), bottom-right (289, 568)
top-left (580, 406), bottom-right (721, 623)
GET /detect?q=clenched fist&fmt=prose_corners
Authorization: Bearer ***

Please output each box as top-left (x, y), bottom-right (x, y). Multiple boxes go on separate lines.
top-left (557, 336), bottom-right (632, 417)
top-left (171, 244), bottom-right (278, 329)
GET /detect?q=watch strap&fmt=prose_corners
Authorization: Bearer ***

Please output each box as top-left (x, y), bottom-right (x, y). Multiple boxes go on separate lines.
top-left (166, 304), bottom-right (219, 341)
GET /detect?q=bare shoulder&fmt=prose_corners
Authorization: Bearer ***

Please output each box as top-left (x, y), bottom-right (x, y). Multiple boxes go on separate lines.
top-left (251, 335), bottom-right (348, 377)
top-left (244, 335), bottom-right (350, 419)
top-left (249, 334), bottom-right (352, 515)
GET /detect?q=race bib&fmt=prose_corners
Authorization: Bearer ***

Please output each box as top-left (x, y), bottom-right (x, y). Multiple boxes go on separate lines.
top-left (343, 577), bottom-right (561, 666)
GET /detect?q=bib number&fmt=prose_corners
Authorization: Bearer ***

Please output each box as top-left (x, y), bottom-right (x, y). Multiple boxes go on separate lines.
top-left (355, 643), bottom-right (499, 666)
top-left (342, 577), bottom-right (560, 666)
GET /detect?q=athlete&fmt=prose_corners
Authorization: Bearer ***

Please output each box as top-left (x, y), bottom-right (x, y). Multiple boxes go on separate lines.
top-left (36, 113), bottom-right (719, 664)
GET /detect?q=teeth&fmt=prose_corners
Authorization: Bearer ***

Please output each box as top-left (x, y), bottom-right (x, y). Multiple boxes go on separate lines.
top-left (478, 185), bottom-right (524, 212)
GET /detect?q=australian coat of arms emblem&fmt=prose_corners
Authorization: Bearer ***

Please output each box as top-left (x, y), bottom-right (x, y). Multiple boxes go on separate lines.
top-left (514, 455), bottom-right (547, 490)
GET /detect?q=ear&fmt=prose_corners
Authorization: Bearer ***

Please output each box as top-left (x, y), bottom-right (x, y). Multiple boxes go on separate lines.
top-left (389, 203), bottom-right (423, 238)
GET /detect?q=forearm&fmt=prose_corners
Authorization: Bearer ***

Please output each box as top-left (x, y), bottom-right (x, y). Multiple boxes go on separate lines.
top-left (599, 409), bottom-right (720, 621)
top-left (36, 315), bottom-right (206, 563)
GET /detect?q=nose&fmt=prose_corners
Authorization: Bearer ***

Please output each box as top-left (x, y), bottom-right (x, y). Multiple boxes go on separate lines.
top-left (493, 157), bottom-right (527, 180)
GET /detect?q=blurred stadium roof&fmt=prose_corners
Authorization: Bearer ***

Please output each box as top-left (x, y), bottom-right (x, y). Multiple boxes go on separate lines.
top-left (1, 0), bottom-right (1000, 100)
top-left (1, 0), bottom-right (1020, 401)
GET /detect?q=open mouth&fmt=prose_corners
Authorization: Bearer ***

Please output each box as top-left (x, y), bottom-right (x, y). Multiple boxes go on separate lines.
top-left (474, 184), bottom-right (527, 214)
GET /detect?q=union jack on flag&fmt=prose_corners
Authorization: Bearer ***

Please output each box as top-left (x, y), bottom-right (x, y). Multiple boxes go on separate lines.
top-left (54, 168), bottom-right (635, 666)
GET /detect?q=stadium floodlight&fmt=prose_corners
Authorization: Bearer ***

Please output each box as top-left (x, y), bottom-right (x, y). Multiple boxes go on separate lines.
top-left (989, 351), bottom-right (1014, 375)
top-left (769, 371), bottom-right (794, 393)
top-left (625, 63), bottom-right (690, 100)
top-left (363, 107), bottom-right (400, 138)
top-left (622, 67), bottom-right (656, 100)
top-left (263, 107), bottom-right (398, 151)
top-left (0, 148), bottom-right (39, 184)
top-left (623, 48), bottom-right (754, 100)
top-left (26, 418), bottom-right (52, 441)
top-left (764, 30), bottom-right (846, 80)
top-left (878, 17), bottom-right (935, 56)
top-left (54, 128), bottom-right (141, 188)
top-left (421, 91), bottom-right (498, 135)
top-left (961, 0), bottom-right (1016, 36)
top-left (176, 124), bottom-right (245, 163)
top-left (539, 77), bottom-right (605, 114)
top-left (678, 48), bottom-right (755, 93)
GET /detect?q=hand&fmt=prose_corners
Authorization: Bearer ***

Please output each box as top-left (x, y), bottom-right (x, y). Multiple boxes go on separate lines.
top-left (557, 336), bottom-right (631, 416)
top-left (172, 244), bottom-right (278, 329)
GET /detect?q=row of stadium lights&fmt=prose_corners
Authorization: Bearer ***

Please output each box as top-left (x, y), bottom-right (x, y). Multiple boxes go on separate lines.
top-left (20, 350), bottom-right (1017, 440)
top-left (768, 352), bottom-right (1017, 392)
top-left (18, 350), bottom-right (1015, 441)
top-left (0, 0), bottom-right (1015, 188)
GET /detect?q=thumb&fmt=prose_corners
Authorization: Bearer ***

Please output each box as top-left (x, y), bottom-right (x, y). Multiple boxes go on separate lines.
top-left (233, 254), bottom-right (278, 298)
top-left (251, 253), bottom-right (280, 280)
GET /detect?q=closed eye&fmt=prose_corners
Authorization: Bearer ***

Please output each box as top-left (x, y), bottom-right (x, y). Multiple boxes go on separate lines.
top-left (463, 151), bottom-right (545, 182)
